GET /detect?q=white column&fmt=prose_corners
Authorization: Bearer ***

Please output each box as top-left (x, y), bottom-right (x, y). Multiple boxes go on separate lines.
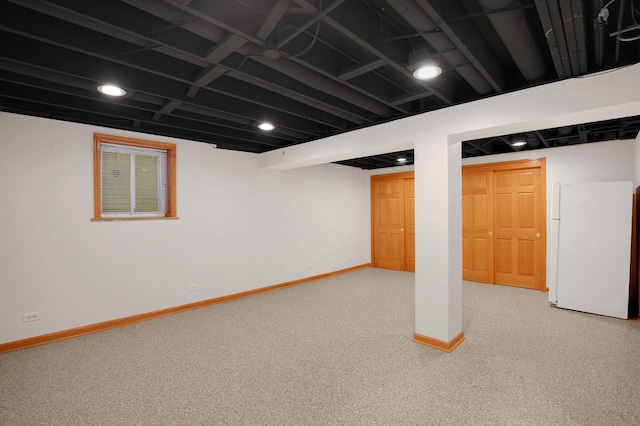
top-left (414, 135), bottom-right (463, 349)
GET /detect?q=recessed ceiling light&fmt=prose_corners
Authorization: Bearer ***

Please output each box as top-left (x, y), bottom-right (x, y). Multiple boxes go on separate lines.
top-left (511, 140), bottom-right (527, 147)
top-left (258, 122), bottom-right (275, 131)
top-left (397, 158), bottom-right (408, 163)
top-left (97, 84), bottom-right (126, 96)
top-left (413, 65), bottom-right (442, 80)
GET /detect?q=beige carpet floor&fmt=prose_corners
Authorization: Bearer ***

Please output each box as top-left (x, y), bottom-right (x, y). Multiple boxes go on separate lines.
top-left (1, 267), bottom-right (640, 425)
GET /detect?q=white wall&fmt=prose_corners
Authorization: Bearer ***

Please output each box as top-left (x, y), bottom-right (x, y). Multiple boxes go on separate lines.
top-left (462, 139), bottom-right (635, 182)
top-left (368, 165), bottom-right (415, 176)
top-left (0, 112), bottom-right (371, 344)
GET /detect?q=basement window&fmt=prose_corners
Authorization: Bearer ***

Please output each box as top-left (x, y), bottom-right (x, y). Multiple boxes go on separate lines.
top-left (93, 134), bottom-right (177, 220)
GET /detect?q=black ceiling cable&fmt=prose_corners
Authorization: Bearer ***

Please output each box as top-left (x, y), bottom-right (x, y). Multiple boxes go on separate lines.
top-left (618, 0), bottom-right (640, 40)
top-left (238, 0), bottom-right (322, 69)
top-left (280, 0), bottom-right (323, 59)
top-left (623, 0), bottom-right (640, 40)
top-left (599, 0), bottom-right (640, 41)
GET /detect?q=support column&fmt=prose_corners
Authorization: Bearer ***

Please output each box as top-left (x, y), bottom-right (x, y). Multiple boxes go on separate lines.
top-left (413, 135), bottom-right (464, 352)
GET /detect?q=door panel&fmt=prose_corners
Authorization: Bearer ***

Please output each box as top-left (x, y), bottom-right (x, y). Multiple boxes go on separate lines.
top-left (462, 171), bottom-right (494, 283)
top-left (463, 159), bottom-right (546, 291)
top-left (373, 178), bottom-right (405, 271)
top-left (518, 239), bottom-right (535, 276)
top-left (493, 168), bottom-right (543, 289)
top-left (495, 238), bottom-right (512, 273)
top-left (371, 173), bottom-right (414, 272)
top-left (495, 193), bottom-right (511, 228)
top-left (517, 192), bottom-right (534, 228)
top-left (473, 238), bottom-right (488, 270)
top-left (473, 194), bottom-right (487, 227)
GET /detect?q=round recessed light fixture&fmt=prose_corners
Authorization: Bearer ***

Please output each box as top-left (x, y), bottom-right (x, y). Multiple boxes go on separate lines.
top-left (413, 65), bottom-right (442, 80)
top-left (97, 84), bottom-right (126, 97)
top-left (397, 157), bottom-right (408, 163)
top-left (258, 122), bottom-right (275, 131)
top-left (511, 140), bottom-right (527, 147)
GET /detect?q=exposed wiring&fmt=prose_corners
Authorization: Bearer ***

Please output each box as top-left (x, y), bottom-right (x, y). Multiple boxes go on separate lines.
top-left (237, 53), bottom-right (262, 70)
top-left (599, 0), bottom-right (640, 42)
top-left (277, 0), bottom-right (322, 59)
top-left (612, 24), bottom-right (640, 41)
top-left (238, 0), bottom-right (322, 69)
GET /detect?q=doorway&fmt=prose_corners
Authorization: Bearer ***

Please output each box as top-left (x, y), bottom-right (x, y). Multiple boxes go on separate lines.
top-left (462, 159), bottom-right (547, 290)
top-left (371, 172), bottom-right (415, 272)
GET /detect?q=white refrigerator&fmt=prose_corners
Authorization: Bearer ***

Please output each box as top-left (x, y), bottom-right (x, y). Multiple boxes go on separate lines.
top-left (548, 181), bottom-right (633, 319)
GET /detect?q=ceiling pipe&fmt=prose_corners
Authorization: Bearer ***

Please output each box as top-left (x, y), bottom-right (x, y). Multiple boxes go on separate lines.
top-left (477, 0), bottom-right (546, 81)
top-left (594, 0), bottom-right (607, 68)
top-left (385, 0), bottom-right (494, 94)
top-left (614, 0), bottom-right (627, 64)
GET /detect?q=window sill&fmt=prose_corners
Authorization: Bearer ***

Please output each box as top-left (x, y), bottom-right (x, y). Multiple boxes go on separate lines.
top-left (91, 216), bottom-right (179, 222)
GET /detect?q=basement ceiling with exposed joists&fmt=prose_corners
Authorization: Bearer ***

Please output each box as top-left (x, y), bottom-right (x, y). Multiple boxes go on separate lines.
top-left (0, 0), bottom-right (639, 169)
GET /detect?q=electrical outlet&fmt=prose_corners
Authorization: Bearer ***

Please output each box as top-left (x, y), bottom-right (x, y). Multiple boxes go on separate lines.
top-left (348, 256), bottom-right (353, 262)
top-left (22, 311), bottom-right (41, 323)
top-left (307, 264), bottom-right (313, 269)
top-left (188, 284), bottom-right (199, 292)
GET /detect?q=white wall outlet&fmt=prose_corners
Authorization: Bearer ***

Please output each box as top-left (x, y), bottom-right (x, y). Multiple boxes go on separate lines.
top-left (307, 264), bottom-right (313, 269)
top-left (22, 311), bottom-right (41, 323)
top-left (188, 284), bottom-right (199, 292)
top-left (348, 256), bottom-right (353, 262)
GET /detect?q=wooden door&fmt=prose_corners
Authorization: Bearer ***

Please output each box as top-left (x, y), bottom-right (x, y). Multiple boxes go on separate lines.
top-left (405, 178), bottom-right (415, 272)
top-left (372, 177), bottom-right (405, 270)
top-left (493, 167), bottom-right (545, 290)
top-left (462, 159), bottom-right (546, 291)
top-left (462, 171), bottom-right (494, 283)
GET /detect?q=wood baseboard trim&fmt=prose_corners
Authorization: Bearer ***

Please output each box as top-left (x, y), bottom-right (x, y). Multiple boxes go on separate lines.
top-left (413, 331), bottom-right (465, 353)
top-left (0, 263), bottom-right (371, 354)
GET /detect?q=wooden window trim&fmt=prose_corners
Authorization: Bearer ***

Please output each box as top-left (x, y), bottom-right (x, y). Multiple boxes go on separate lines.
top-left (93, 133), bottom-right (177, 221)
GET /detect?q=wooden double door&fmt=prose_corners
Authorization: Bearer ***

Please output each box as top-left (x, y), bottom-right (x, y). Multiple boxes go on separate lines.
top-left (462, 159), bottom-right (546, 290)
top-left (371, 172), bottom-right (415, 272)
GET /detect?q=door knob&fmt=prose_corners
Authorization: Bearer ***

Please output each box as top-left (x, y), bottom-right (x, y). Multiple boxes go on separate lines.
top-left (488, 230), bottom-right (493, 235)
top-left (536, 232), bottom-right (541, 237)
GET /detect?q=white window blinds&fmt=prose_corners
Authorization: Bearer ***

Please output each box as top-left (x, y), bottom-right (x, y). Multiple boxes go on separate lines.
top-left (100, 143), bottom-right (168, 217)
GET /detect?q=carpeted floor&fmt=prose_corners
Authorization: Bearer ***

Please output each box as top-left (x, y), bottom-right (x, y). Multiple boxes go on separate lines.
top-left (1, 267), bottom-right (639, 425)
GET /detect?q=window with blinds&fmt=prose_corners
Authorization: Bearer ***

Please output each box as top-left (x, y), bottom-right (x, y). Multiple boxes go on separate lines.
top-left (93, 134), bottom-right (177, 220)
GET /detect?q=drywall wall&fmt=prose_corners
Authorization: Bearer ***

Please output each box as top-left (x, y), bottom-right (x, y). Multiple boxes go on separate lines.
top-left (0, 112), bottom-right (371, 344)
top-left (462, 139), bottom-right (635, 182)
top-left (462, 139), bottom-right (636, 289)
top-left (368, 165), bottom-right (415, 176)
